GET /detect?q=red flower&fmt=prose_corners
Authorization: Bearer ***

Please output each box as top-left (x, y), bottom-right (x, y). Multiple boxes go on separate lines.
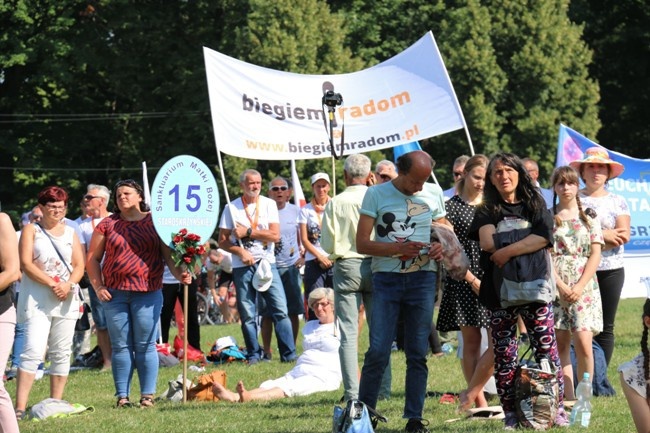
top-left (173, 235), bottom-right (184, 244)
top-left (183, 256), bottom-right (192, 263)
top-left (186, 233), bottom-right (201, 242)
top-left (178, 228), bottom-right (188, 236)
top-left (186, 247), bottom-right (196, 255)
top-left (197, 245), bottom-right (206, 255)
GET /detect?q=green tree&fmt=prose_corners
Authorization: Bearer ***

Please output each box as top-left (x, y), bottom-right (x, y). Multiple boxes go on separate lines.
top-left (569, 0), bottom-right (650, 158)
top-left (333, 0), bottom-right (601, 186)
top-left (484, 0), bottom-right (600, 182)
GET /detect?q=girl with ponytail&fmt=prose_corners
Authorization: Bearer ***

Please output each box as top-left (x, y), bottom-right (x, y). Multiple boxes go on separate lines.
top-left (550, 166), bottom-right (604, 400)
top-left (618, 299), bottom-right (650, 433)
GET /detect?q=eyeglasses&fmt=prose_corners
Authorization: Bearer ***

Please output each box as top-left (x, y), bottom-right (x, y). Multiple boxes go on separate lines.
top-left (378, 174), bottom-right (392, 181)
top-left (453, 171), bottom-right (463, 178)
top-left (270, 186), bottom-right (288, 192)
top-left (83, 194), bottom-right (102, 201)
top-left (44, 204), bottom-right (66, 212)
top-left (312, 301), bottom-right (331, 309)
top-left (29, 214), bottom-right (43, 221)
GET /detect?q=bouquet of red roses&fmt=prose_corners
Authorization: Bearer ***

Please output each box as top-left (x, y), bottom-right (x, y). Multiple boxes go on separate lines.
top-left (170, 228), bottom-right (205, 278)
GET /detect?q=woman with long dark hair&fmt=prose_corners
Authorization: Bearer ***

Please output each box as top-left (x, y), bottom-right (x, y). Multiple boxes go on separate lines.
top-left (469, 153), bottom-right (567, 429)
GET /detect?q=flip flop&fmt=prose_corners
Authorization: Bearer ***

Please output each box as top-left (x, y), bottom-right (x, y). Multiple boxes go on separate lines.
top-left (445, 406), bottom-right (504, 423)
top-left (465, 406), bottom-right (505, 420)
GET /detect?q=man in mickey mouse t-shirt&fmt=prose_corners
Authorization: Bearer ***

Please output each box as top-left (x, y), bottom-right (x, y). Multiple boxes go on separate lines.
top-left (356, 150), bottom-right (449, 433)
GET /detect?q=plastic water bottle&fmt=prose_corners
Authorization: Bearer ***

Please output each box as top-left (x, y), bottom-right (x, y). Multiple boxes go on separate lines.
top-left (569, 372), bottom-right (592, 427)
top-left (441, 342), bottom-right (454, 355)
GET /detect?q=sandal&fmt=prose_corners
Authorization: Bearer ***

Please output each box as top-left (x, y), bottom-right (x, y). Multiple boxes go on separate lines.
top-left (15, 409), bottom-right (26, 421)
top-left (139, 396), bottom-right (155, 408)
top-left (116, 397), bottom-right (133, 408)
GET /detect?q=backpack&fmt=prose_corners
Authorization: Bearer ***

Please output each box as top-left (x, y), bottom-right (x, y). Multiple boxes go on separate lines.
top-left (207, 341), bottom-right (247, 364)
top-left (71, 345), bottom-right (103, 369)
top-left (332, 399), bottom-right (387, 433)
top-left (30, 398), bottom-right (94, 421)
top-left (569, 340), bottom-right (616, 397)
top-left (187, 370), bottom-right (227, 402)
top-left (514, 347), bottom-right (559, 430)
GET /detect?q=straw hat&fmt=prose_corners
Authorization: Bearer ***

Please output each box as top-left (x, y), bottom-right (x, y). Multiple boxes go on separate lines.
top-left (569, 146), bottom-right (624, 179)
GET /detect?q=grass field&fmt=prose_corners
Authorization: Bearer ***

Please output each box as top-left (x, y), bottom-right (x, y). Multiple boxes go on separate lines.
top-left (7, 297), bottom-right (646, 432)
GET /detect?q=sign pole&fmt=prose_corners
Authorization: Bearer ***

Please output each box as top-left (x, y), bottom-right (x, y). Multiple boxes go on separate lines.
top-left (182, 282), bottom-right (189, 402)
top-left (150, 154), bottom-right (220, 404)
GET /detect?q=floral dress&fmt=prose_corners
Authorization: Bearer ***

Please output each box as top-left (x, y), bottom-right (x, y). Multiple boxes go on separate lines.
top-left (551, 216), bottom-right (604, 332)
top-left (618, 353), bottom-right (647, 398)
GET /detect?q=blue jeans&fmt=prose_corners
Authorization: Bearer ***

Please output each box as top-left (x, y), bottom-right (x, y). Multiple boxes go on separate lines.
top-left (103, 288), bottom-right (162, 398)
top-left (303, 259), bottom-right (333, 320)
top-left (359, 271), bottom-right (436, 419)
top-left (233, 262), bottom-right (297, 362)
top-left (10, 292), bottom-right (25, 368)
top-left (87, 283), bottom-right (108, 330)
top-left (260, 265), bottom-right (304, 317)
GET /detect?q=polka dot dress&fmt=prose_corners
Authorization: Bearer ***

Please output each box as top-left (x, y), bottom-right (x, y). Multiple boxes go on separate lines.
top-left (437, 195), bottom-right (490, 331)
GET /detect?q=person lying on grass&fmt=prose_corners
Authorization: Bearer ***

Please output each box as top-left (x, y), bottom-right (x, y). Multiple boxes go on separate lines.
top-left (213, 287), bottom-right (341, 402)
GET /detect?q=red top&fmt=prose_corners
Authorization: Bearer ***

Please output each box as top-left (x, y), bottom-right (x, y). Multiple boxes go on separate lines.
top-left (96, 213), bottom-right (163, 292)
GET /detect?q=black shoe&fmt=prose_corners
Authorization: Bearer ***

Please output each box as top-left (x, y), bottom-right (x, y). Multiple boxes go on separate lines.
top-left (405, 418), bottom-right (430, 433)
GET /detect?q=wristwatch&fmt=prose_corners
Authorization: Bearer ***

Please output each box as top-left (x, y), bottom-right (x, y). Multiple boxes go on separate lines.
top-left (246, 227), bottom-right (252, 237)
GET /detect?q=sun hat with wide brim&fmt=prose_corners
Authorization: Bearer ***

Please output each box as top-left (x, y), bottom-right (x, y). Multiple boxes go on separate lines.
top-left (569, 146), bottom-right (624, 179)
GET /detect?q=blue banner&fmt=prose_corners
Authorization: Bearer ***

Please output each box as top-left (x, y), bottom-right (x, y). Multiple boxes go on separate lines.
top-left (393, 141), bottom-right (422, 162)
top-left (556, 124), bottom-right (650, 252)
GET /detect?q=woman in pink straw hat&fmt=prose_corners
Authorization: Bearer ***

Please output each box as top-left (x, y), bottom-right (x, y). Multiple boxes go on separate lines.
top-left (569, 146), bottom-right (630, 367)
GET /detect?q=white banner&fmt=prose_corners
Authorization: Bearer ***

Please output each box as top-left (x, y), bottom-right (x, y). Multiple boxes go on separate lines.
top-left (203, 32), bottom-right (465, 160)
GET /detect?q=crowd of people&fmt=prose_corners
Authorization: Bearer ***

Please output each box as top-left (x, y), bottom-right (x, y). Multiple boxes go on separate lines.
top-left (0, 145), bottom-right (643, 433)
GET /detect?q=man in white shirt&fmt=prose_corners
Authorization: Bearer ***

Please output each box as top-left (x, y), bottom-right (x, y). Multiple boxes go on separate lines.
top-left (260, 177), bottom-right (304, 358)
top-left (77, 184), bottom-right (112, 370)
top-left (218, 169), bottom-right (297, 365)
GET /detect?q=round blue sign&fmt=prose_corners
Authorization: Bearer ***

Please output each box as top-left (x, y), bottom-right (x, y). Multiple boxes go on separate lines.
top-left (151, 155), bottom-right (220, 246)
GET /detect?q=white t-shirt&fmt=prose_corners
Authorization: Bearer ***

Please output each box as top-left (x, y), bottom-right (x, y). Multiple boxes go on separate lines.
top-left (78, 214), bottom-right (111, 251)
top-left (298, 203), bottom-right (327, 261)
top-left (219, 196), bottom-right (278, 268)
top-left (205, 249), bottom-right (233, 274)
top-left (275, 203), bottom-right (301, 267)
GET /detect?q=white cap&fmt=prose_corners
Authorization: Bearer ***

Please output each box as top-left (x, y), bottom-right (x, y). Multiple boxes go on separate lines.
top-left (310, 172), bottom-right (330, 185)
top-left (252, 258), bottom-right (273, 292)
top-left (215, 336), bottom-right (237, 351)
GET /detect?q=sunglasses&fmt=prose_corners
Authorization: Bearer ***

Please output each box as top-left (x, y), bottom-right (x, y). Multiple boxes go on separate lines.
top-left (270, 186), bottom-right (288, 191)
top-left (453, 171), bottom-right (463, 178)
top-left (83, 194), bottom-right (102, 201)
top-left (378, 174), bottom-right (392, 181)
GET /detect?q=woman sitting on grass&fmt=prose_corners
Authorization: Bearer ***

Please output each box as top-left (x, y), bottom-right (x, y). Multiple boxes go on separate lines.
top-left (618, 298), bottom-right (650, 433)
top-left (213, 287), bottom-right (340, 402)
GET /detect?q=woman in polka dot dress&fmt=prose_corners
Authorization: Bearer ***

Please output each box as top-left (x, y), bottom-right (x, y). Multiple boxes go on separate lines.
top-left (437, 154), bottom-right (492, 408)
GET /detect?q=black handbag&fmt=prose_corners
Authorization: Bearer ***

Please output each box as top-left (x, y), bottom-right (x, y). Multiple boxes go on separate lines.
top-left (75, 303), bottom-right (91, 332)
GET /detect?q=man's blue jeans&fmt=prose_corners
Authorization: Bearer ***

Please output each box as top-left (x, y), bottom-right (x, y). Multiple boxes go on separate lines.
top-left (103, 288), bottom-right (162, 398)
top-left (358, 271), bottom-right (436, 419)
top-left (233, 262), bottom-right (297, 362)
